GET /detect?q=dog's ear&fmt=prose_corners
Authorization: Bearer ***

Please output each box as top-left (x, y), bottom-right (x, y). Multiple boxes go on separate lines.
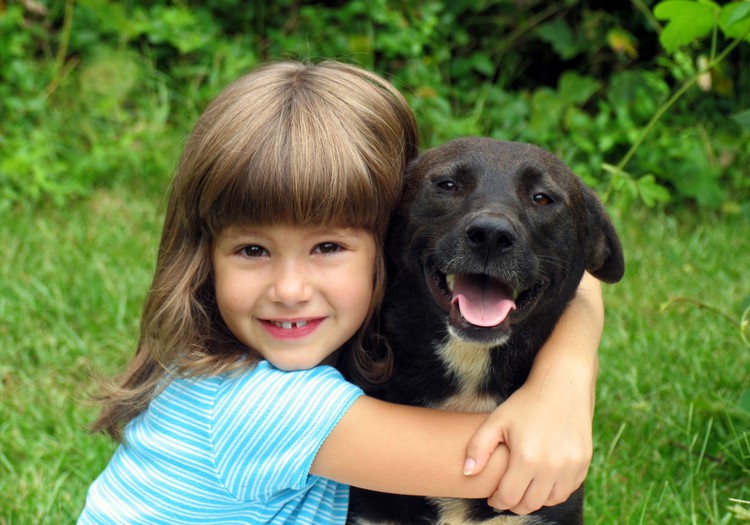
top-left (397, 152), bottom-right (426, 208)
top-left (582, 186), bottom-right (625, 283)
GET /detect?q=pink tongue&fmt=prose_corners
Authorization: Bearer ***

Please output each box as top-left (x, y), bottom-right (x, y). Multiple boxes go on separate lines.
top-left (451, 275), bottom-right (516, 327)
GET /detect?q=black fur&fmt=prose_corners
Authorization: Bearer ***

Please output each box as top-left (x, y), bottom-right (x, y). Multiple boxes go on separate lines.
top-left (349, 138), bottom-right (624, 525)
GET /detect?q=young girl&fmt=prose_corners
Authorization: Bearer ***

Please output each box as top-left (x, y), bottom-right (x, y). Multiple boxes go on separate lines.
top-left (78, 60), bottom-right (603, 523)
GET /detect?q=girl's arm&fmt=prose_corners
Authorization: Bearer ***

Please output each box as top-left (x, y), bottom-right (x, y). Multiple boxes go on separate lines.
top-left (464, 271), bottom-right (603, 515)
top-left (311, 397), bottom-right (510, 498)
top-left (311, 271), bottom-right (601, 504)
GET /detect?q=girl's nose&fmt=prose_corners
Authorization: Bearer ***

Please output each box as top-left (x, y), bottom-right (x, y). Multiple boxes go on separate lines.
top-left (268, 261), bottom-right (313, 306)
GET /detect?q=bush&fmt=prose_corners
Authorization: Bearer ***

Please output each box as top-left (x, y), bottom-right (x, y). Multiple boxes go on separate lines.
top-left (1, 0), bottom-right (749, 211)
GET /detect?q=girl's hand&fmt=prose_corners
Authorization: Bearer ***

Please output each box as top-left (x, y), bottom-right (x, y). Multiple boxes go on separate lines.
top-left (464, 356), bottom-right (595, 514)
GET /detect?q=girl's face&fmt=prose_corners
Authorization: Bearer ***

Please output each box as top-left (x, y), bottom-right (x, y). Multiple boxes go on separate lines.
top-left (212, 224), bottom-right (377, 371)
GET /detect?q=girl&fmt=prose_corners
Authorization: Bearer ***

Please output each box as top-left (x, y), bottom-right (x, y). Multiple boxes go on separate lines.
top-left (79, 60), bottom-right (603, 523)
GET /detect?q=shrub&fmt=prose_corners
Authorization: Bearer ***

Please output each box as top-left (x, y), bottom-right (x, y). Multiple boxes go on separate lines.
top-left (1, 0), bottom-right (748, 210)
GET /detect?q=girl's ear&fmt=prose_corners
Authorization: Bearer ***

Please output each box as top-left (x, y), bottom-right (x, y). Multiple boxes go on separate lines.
top-left (582, 185), bottom-right (625, 284)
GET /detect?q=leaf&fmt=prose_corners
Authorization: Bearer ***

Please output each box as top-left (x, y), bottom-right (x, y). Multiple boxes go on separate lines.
top-left (637, 174), bottom-right (671, 207)
top-left (607, 70), bottom-right (670, 124)
top-left (537, 19), bottom-right (581, 60)
top-left (731, 109), bottom-right (750, 132)
top-left (722, 1), bottom-right (750, 27)
top-left (465, 52), bottom-right (496, 77)
top-left (653, 0), bottom-right (719, 53)
top-left (607, 28), bottom-right (638, 58)
top-left (719, 2), bottom-right (750, 41)
top-left (558, 72), bottom-right (601, 106)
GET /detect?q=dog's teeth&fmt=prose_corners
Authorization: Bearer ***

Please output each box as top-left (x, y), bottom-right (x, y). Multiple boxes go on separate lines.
top-left (446, 274), bottom-right (455, 291)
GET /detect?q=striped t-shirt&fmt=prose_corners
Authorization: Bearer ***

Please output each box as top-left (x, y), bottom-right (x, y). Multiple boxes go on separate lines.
top-left (78, 361), bottom-right (364, 524)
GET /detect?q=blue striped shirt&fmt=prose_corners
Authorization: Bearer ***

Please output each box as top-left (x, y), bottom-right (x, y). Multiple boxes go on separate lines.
top-left (78, 361), bottom-right (363, 524)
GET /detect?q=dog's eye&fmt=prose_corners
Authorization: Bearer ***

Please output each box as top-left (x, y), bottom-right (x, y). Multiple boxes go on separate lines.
top-left (436, 180), bottom-right (459, 192)
top-left (533, 193), bottom-right (553, 206)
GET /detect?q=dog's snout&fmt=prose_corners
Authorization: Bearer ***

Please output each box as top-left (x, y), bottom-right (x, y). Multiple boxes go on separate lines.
top-left (466, 216), bottom-right (516, 255)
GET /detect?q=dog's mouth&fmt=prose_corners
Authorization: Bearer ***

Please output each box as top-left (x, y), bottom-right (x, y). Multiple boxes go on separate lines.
top-left (425, 267), bottom-right (547, 334)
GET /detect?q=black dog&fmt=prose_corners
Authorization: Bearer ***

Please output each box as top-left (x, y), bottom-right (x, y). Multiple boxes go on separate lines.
top-left (349, 138), bottom-right (624, 525)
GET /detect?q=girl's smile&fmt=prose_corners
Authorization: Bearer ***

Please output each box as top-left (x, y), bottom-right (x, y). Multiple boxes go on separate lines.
top-left (212, 224), bottom-right (377, 371)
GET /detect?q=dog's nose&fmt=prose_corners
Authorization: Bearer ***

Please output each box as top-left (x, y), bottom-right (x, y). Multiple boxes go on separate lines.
top-left (466, 216), bottom-right (516, 256)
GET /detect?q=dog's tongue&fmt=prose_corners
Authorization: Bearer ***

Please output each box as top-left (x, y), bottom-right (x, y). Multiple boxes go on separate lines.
top-left (451, 274), bottom-right (516, 327)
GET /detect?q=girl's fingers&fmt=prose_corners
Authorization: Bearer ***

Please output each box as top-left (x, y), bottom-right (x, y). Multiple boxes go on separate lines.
top-left (489, 468), bottom-right (586, 515)
top-left (489, 476), bottom-right (550, 515)
top-left (487, 458), bottom-right (531, 511)
top-left (464, 415), bottom-right (505, 476)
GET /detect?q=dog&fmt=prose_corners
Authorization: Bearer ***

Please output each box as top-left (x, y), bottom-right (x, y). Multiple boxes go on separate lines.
top-left (348, 138), bottom-right (624, 525)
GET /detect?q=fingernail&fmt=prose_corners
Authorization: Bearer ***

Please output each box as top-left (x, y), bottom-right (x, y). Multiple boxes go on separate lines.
top-left (463, 458), bottom-right (476, 475)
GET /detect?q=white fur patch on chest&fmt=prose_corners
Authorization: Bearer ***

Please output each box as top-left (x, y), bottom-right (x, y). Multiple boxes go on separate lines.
top-left (352, 500), bottom-right (543, 525)
top-left (433, 498), bottom-right (542, 524)
top-left (433, 336), bottom-right (501, 413)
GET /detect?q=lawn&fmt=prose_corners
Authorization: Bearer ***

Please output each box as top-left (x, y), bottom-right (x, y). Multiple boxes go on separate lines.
top-left (1, 188), bottom-right (748, 523)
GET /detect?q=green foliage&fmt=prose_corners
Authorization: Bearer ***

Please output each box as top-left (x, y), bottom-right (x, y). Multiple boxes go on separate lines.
top-left (1, 0), bottom-right (749, 210)
top-left (614, 0), bottom-right (750, 209)
top-left (654, 0), bottom-right (750, 53)
top-left (654, 0), bottom-right (720, 53)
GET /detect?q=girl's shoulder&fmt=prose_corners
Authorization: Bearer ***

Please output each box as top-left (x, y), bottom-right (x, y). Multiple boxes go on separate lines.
top-left (209, 361), bottom-right (364, 492)
top-left (218, 361), bottom-right (361, 405)
top-left (158, 361), bottom-right (358, 410)
top-left (210, 361), bottom-right (363, 437)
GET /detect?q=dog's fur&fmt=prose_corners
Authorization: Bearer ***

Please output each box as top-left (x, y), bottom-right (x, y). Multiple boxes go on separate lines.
top-left (349, 138), bottom-right (625, 525)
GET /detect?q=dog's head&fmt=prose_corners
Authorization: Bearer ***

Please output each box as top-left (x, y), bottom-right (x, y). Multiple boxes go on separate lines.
top-left (389, 137), bottom-right (624, 346)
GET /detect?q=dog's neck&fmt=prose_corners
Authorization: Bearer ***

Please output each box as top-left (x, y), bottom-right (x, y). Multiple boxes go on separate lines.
top-left (433, 336), bottom-right (502, 412)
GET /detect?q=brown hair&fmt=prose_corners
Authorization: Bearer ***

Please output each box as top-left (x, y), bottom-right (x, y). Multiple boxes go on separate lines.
top-left (92, 60), bottom-right (419, 440)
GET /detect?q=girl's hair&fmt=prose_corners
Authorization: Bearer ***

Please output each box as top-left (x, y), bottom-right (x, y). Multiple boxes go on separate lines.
top-left (92, 60), bottom-right (419, 440)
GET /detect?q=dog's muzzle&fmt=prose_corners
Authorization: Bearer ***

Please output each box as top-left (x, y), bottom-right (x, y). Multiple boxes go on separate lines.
top-left (424, 263), bottom-right (549, 343)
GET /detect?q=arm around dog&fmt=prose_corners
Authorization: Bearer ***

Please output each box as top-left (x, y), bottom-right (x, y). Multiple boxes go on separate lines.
top-left (311, 396), bottom-right (509, 498)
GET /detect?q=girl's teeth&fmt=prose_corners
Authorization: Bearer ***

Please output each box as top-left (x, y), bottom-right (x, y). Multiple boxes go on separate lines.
top-left (274, 320), bottom-right (308, 329)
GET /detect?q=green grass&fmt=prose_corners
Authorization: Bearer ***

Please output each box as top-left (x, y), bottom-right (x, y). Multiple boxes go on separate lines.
top-left (1, 190), bottom-right (748, 523)
top-left (588, 209), bottom-right (750, 523)
top-left (1, 190), bottom-right (162, 523)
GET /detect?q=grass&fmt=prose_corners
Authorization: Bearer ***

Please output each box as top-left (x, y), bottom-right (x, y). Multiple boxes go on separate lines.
top-left (587, 208), bottom-right (750, 523)
top-left (1, 189), bottom-right (162, 523)
top-left (1, 189), bottom-right (748, 524)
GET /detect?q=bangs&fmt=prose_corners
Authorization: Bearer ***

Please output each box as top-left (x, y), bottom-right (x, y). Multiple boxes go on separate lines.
top-left (204, 124), bottom-right (386, 236)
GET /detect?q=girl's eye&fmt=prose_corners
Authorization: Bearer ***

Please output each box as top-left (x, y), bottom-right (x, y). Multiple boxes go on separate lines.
top-left (315, 242), bottom-right (343, 255)
top-left (533, 193), bottom-right (554, 206)
top-left (239, 245), bottom-right (267, 258)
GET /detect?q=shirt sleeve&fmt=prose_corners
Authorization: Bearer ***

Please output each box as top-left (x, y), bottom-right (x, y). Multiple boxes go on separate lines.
top-left (211, 361), bottom-right (363, 502)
